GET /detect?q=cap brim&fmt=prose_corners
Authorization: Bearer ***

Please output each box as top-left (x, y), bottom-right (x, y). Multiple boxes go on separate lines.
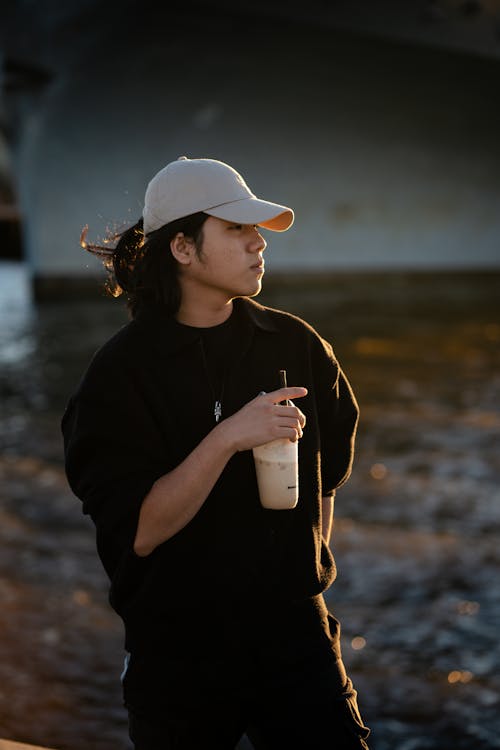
top-left (204, 197), bottom-right (294, 232)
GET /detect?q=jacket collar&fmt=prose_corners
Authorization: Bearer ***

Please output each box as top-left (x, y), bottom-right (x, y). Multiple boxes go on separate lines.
top-left (133, 296), bottom-right (278, 356)
top-left (235, 297), bottom-right (280, 333)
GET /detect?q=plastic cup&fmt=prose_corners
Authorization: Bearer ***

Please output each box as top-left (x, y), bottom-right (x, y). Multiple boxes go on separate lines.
top-left (252, 438), bottom-right (299, 509)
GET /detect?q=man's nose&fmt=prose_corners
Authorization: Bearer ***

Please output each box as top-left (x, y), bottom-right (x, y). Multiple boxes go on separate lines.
top-left (250, 229), bottom-right (267, 253)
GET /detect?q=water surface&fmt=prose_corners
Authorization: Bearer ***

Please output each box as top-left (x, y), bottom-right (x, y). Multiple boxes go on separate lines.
top-left (1, 262), bottom-right (499, 749)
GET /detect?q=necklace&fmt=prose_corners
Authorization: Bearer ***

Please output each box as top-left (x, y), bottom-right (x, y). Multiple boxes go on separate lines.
top-left (199, 332), bottom-right (230, 423)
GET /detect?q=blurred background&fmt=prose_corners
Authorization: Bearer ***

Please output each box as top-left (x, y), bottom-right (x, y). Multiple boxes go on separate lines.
top-left (1, 1), bottom-right (499, 748)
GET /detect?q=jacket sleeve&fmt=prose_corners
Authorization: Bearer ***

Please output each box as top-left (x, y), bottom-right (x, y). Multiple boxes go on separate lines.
top-left (310, 332), bottom-right (360, 496)
top-left (61, 347), bottom-right (169, 582)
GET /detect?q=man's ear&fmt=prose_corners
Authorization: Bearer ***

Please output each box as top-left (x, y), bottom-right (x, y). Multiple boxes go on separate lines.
top-left (170, 233), bottom-right (195, 265)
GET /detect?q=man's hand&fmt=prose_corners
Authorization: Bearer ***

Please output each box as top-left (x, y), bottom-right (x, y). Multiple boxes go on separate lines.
top-left (134, 387), bottom-right (307, 556)
top-left (219, 386), bottom-right (307, 452)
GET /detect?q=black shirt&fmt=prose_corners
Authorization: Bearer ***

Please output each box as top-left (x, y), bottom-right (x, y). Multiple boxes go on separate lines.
top-left (61, 297), bottom-right (359, 652)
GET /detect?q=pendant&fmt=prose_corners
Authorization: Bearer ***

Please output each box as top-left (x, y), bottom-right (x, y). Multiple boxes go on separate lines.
top-left (214, 400), bottom-right (222, 423)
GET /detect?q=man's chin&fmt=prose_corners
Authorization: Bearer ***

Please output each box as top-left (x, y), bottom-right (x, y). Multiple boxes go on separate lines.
top-left (247, 279), bottom-right (263, 298)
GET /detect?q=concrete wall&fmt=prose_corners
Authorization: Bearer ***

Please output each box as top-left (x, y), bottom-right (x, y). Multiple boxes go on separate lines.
top-left (3, 4), bottom-right (500, 287)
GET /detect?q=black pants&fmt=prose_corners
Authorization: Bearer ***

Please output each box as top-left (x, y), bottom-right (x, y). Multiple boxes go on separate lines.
top-left (123, 596), bottom-right (371, 750)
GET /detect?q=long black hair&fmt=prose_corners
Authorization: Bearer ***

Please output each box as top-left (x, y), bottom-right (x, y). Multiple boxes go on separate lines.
top-left (80, 212), bottom-right (209, 318)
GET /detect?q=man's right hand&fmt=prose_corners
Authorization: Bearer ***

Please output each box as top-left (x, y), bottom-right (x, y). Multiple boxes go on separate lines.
top-left (218, 386), bottom-right (308, 452)
top-left (134, 387), bottom-right (307, 555)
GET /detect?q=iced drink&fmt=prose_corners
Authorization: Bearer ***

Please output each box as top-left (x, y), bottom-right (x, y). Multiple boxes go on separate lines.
top-left (252, 437), bottom-right (298, 509)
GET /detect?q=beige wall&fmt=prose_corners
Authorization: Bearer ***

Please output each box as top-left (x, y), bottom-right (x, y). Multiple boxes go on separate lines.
top-left (7, 17), bottom-right (500, 282)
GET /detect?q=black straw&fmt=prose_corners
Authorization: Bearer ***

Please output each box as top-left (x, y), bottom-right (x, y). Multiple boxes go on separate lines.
top-left (279, 369), bottom-right (291, 405)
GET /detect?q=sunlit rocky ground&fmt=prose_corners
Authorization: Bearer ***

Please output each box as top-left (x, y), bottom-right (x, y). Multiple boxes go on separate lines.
top-left (1, 262), bottom-right (499, 749)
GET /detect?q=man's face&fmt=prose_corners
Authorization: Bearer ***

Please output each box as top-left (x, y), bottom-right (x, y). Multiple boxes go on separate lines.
top-left (181, 216), bottom-right (267, 301)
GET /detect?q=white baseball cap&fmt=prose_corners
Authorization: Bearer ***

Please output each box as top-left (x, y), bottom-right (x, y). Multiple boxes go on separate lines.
top-left (143, 156), bottom-right (294, 235)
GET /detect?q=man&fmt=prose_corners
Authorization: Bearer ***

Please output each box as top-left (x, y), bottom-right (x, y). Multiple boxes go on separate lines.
top-left (62, 156), bottom-right (370, 749)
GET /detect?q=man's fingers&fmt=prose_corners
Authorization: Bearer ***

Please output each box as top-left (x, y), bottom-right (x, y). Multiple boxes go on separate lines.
top-left (266, 387), bottom-right (308, 403)
top-left (284, 399), bottom-right (306, 429)
top-left (271, 407), bottom-right (306, 440)
top-left (255, 388), bottom-right (307, 438)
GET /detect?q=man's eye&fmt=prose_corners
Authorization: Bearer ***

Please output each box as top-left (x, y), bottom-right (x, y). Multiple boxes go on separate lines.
top-left (229, 224), bottom-right (243, 230)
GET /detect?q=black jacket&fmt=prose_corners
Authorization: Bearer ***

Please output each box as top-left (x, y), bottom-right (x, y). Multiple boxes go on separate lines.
top-left (61, 297), bottom-right (359, 652)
